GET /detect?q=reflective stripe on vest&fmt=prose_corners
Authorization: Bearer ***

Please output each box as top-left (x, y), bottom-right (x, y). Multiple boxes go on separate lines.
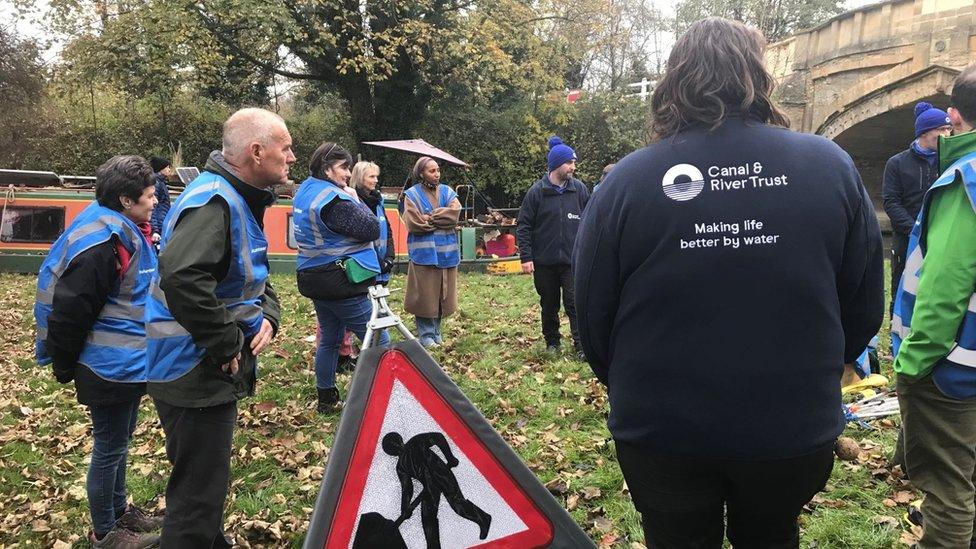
top-left (892, 152), bottom-right (976, 367)
top-left (33, 202), bottom-right (157, 383)
top-left (404, 184), bottom-right (460, 268)
top-left (145, 172), bottom-right (269, 382)
top-left (293, 177), bottom-right (381, 273)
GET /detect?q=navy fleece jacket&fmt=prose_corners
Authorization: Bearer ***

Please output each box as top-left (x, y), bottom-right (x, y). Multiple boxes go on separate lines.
top-left (882, 147), bottom-right (940, 236)
top-left (574, 115), bottom-right (884, 460)
top-left (517, 176), bottom-right (589, 266)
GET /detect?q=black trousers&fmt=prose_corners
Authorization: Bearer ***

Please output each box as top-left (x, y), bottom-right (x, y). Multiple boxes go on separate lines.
top-left (616, 440), bottom-right (834, 549)
top-left (154, 399), bottom-right (237, 549)
top-left (532, 264), bottom-right (579, 347)
top-left (890, 232), bottom-right (910, 314)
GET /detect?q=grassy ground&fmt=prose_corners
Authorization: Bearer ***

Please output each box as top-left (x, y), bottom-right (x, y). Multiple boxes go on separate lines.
top-left (0, 271), bottom-right (913, 548)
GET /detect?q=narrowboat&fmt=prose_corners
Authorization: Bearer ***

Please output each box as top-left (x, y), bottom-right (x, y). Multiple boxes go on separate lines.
top-left (0, 168), bottom-right (521, 274)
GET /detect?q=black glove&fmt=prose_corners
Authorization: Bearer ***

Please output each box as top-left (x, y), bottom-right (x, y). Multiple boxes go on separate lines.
top-left (381, 258), bottom-right (395, 274)
top-left (52, 361), bottom-right (76, 384)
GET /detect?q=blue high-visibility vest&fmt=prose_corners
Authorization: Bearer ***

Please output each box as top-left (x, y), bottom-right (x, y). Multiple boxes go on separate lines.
top-left (293, 177), bottom-right (381, 275)
top-left (145, 172), bottom-right (269, 382)
top-left (375, 200), bottom-right (390, 284)
top-left (34, 202), bottom-right (157, 382)
top-left (403, 184), bottom-right (460, 268)
top-left (892, 151), bottom-right (976, 397)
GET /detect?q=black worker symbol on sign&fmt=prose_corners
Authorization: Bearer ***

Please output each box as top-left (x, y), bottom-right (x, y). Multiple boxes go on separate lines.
top-left (353, 431), bottom-right (492, 549)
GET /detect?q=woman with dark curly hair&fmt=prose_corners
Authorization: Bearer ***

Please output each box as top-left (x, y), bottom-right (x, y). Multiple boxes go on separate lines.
top-left (574, 17), bottom-right (883, 548)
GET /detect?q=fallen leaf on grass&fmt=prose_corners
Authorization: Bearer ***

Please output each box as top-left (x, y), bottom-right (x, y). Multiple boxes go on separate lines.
top-left (253, 402), bottom-right (276, 413)
top-left (545, 478), bottom-right (568, 495)
top-left (871, 515), bottom-right (899, 528)
top-left (599, 531), bottom-right (619, 547)
top-left (893, 490), bottom-right (913, 504)
top-left (566, 494), bottom-right (579, 510)
top-left (582, 486), bottom-right (602, 500)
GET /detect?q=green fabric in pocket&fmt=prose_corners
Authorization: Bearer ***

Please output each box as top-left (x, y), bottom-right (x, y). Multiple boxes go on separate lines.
top-left (342, 258), bottom-right (378, 284)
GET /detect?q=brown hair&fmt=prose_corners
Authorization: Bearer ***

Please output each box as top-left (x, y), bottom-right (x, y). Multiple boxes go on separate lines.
top-left (308, 141), bottom-right (353, 180)
top-left (650, 17), bottom-right (789, 140)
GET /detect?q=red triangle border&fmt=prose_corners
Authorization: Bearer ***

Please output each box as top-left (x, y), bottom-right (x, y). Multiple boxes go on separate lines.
top-left (324, 349), bottom-right (555, 548)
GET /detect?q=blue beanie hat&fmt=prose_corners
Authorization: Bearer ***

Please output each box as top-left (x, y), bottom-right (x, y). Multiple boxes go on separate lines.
top-left (546, 136), bottom-right (577, 172)
top-left (914, 102), bottom-right (951, 138)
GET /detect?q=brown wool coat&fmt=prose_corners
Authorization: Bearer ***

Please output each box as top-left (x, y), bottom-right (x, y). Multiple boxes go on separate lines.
top-left (402, 184), bottom-right (461, 318)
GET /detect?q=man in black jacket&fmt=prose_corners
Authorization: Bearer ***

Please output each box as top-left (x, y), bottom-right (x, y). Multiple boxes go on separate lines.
top-left (517, 136), bottom-right (589, 359)
top-left (149, 108), bottom-right (290, 547)
top-left (882, 102), bottom-right (952, 305)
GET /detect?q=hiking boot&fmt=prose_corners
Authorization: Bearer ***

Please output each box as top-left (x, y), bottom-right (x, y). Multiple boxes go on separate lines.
top-left (575, 349), bottom-right (587, 362)
top-left (115, 503), bottom-right (163, 532)
top-left (545, 344), bottom-right (560, 354)
top-left (317, 387), bottom-right (342, 414)
top-left (89, 526), bottom-right (159, 548)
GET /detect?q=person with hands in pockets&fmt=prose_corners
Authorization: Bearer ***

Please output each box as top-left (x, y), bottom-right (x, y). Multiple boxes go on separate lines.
top-left (145, 108), bottom-right (288, 548)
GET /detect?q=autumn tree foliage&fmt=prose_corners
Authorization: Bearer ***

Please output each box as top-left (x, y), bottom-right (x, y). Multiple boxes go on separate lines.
top-left (5, 0), bottom-right (848, 201)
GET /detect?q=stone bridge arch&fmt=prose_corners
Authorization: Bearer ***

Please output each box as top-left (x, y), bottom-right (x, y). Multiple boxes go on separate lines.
top-left (816, 65), bottom-right (958, 139)
top-left (766, 0), bottom-right (975, 225)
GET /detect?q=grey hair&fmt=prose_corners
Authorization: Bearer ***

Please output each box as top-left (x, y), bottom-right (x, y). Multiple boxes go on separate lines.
top-left (221, 108), bottom-right (286, 162)
top-left (350, 161), bottom-right (380, 190)
top-left (95, 155), bottom-right (155, 211)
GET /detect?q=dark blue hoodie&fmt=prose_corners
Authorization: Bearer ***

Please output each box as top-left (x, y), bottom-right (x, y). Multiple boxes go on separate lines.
top-left (574, 116), bottom-right (884, 460)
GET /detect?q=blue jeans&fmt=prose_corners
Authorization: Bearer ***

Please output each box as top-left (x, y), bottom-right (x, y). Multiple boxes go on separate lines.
top-left (416, 316), bottom-right (443, 346)
top-left (88, 397), bottom-right (141, 536)
top-left (313, 296), bottom-right (389, 389)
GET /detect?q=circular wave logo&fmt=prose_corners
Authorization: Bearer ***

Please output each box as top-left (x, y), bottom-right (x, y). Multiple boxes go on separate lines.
top-left (662, 164), bottom-right (705, 201)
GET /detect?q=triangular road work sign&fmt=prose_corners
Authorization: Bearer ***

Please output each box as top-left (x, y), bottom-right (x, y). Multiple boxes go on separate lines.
top-left (304, 340), bottom-right (595, 549)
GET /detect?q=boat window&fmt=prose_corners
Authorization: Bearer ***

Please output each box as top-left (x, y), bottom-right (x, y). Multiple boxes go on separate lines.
top-left (1, 206), bottom-right (65, 243)
top-left (286, 214), bottom-right (298, 250)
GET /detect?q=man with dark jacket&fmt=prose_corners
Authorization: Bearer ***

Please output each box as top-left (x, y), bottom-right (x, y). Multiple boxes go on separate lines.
top-left (882, 102), bottom-right (952, 304)
top-left (146, 108), bottom-right (292, 547)
top-left (517, 136), bottom-right (589, 358)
